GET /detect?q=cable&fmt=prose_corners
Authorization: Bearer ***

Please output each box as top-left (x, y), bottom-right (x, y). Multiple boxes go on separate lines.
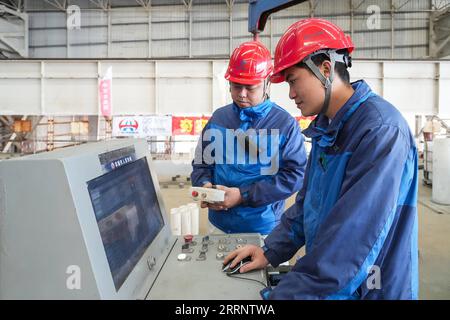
top-left (226, 273), bottom-right (268, 288)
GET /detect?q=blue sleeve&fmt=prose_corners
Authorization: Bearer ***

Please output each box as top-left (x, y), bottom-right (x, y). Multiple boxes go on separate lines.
top-left (190, 121), bottom-right (214, 187)
top-left (238, 120), bottom-right (307, 207)
top-left (263, 186), bottom-right (308, 265)
top-left (268, 124), bottom-right (414, 299)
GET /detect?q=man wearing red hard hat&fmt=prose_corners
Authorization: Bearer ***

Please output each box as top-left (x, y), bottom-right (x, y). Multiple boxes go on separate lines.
top-left (224, 18), bottom-right (419, 300)
top-left (191, 41), bottom-right (307, 235)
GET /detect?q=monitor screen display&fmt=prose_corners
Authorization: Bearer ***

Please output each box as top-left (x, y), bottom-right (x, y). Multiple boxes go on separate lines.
top-left (87, 157), bottom-right (164, 291)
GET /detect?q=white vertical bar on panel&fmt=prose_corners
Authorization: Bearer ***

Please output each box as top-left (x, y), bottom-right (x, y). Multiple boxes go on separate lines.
top-left (391, 0), bottom-right (395, 59)
top-left (434, 62), bottom-right (440, 115)
top-left (148, 6), bottom-right (152, 58)
top-left (24, 5), bottom-right (29, 58)
top-left (66, 10), bottom-right (70, 58)
top-left (41, 61), bottom-right (45, 115)
top-left (270, 15), bottom-right (273, 53)
top-left (185, 1), bottom-right (192, 58)
top-left (229, 3), bottom-right (233, 56)
top-left (309, 0), bottom-right (315, 17)
top-left (154, 61), bottom-right (158, 114)
top-left (227, 0), bottom-right (234, 56)
top-left (97, 61), bottom-right (101, 116)
top-left (380, 61), bottom-right (385, 98)
top-left (350, 0), bottom-right (354, 41)
top-left (211, 60), bottom-right (214, 113)
top-left (189, 8), bottom-right (192, 58)
top-left (107, 9), bottom-right (111, 58)
top-left (438, 62), bottom-right (450, 117)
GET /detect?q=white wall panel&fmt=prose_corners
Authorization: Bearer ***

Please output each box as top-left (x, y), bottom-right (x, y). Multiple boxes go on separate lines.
top-left (270, 81), bottom-right (299, 116)
top-left (100, 61), bottom-right (155, 77)
top-left (383, 62), bottom-right (436, 114)
top-left (0, 79), bottom-right (41, 114)
top-left (0, 61), bottom-right (41, 77)
top-left (439, 62), bottom-right (450, 117)
top-left (44, 79), bottom-right (97, 115)
top-left (158, 78), bottom-right (212, 115)
top-left (212, 60), bottom-right (231, 111)
top-left (158, 61), bottom-right (211, 78)
top-left (1, 59), bottom-right (449, 133)
top-left (45, 61), bottom-right (98, 77)
top-left (112, 79), bottom-right (155, 115)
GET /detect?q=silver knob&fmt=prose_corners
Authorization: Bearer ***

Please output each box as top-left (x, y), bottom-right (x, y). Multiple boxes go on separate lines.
top-left (147, 256), bottom-right (156, 270)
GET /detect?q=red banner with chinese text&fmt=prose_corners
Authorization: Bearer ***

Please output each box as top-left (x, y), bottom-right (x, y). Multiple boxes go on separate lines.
top-left (172, 116), bottom-right (211, 135)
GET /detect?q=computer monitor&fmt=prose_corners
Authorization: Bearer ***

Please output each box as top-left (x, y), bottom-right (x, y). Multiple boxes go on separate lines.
top-left (0, 139), bottom-right (174, 299)
top-left (87, 157), bottom-right (164, 291)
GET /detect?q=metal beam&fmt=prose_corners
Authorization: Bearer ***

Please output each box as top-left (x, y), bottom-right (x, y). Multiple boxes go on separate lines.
top-left (226, 0), bottom-right (234, 55)
top-left (270, 15), bottom-right (273, 52)
top-left (430, 7), bottom-right (450, 57)
top-left (136, 0), bottom-right (151, 9)
top-left (248, 0), bottom-right (306, 34)
top-left (0, 116), bottom-right (12, 127)
top-left (107, 8), bottom-right (111, 57)
top-left (43, 0), bottom-right (66, 11)
top-left (27, 25), bottom-right (430, 49)
top-left (66, 1), bottom-right (69, 58)
top-left (183, 0), bottom-right (193, 58)
top-left (88, 0), bottom-right (109, 11)
top-left (350, 0), bottom-right (354, 40)
top-left (391, 0), bottom-right (395, 59)
top-left (148, 0), bottom-right (152, 58)
top-left (0, 4), bottom-right (28, 57)
top-left (0, 1), bottom-right (17, 10)
top-left (396, 0), bottom-right (412, 10)
top-left (2, 115), bottom-right (27, 153)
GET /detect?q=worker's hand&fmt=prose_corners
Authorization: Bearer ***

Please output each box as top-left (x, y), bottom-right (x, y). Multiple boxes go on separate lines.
top-left (223, 244), bottom-right (269, 274)
top-left (214, 185), bottom-right (242, 210)
top-left (199, 184), bottom-right (242, 211)
top-left (200, 182), bottom-right (213, 209)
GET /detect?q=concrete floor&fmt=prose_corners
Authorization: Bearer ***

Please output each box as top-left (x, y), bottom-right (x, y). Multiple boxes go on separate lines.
top-left (416, 172), bottom-right (450, 299)
top-left (159, 172), bottom-right (450, 300)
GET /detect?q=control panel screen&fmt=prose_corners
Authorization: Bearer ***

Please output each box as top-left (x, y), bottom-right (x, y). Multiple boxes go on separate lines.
top-left (88, 157), bottom-right (164, 290)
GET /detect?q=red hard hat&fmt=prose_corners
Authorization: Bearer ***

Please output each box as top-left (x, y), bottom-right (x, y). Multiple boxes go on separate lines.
top-left (271, 18), bottom-right (354, 83)
top-left (225, 41), bottom-right (273, 85)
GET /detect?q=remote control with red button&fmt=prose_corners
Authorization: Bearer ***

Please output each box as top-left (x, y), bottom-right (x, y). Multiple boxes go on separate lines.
top-left (190, 187), bottom-right (225, 203)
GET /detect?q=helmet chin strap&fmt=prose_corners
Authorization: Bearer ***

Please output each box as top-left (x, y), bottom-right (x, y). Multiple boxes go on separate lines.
top-left (263, 78), bottom-right (270, 100)
top-left (303, 50), bottom-right (347, 116)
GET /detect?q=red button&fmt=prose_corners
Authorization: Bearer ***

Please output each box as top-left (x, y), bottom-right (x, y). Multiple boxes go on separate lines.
top-left (184, 235), bottom-right (193, 243)
top-left (192, 191), bottom-right (199, 197)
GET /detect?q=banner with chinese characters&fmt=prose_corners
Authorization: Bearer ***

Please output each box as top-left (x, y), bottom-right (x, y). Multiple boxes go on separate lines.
top-left (295, 116), bottom-right (316, 130)
top-left (112, 116), bottom-right (172, 137)
top-left (172, 116), bottom-right (210, 136)
top-left (99, 66), bottom-right (112, 117)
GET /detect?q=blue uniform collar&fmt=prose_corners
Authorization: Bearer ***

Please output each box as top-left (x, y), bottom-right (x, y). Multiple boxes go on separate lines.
top-left (233, 99), bottom-right (273, 121)
top-left (303, 80), bottom-right (374, 147)
top-left (233, 99), bottom-right (273, 130)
